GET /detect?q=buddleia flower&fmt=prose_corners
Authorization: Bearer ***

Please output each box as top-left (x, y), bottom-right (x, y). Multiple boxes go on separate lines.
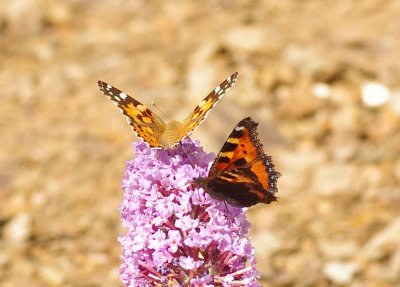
top-left (119, 139), bottom-right (261, 287)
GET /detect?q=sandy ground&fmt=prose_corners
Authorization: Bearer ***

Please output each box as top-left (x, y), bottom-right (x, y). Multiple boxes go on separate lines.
top-left (1, 1), bottom-right (400, 286)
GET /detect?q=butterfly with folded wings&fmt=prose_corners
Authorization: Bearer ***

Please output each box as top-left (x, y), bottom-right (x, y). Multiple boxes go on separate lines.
top-left (98, 72), bottom-right (238, 149)
top-left (194, 117), bottom-right (280, 207)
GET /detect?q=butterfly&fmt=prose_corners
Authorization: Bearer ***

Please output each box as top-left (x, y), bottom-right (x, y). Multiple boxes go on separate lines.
top-left (194, 117), bottom-right (280, 207)
top-left (98, 72), bottom-right (238, 149)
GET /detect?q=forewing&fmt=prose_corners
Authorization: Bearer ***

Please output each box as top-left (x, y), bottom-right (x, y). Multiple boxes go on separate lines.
top-left (178, 72), bottom-right (238, 140)
top-left (210, 117), bottom-right (259, 173)
top-left (210, 117), bottom-right (280, 193)
top-left (98, 81), bottom-right (166, 148)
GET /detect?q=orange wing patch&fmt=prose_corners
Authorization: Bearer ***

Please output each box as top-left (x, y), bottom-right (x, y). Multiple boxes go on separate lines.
top-left (210, 121), bottom-right (259, 173)
top-left (249, 157), bottom-right (278, 193)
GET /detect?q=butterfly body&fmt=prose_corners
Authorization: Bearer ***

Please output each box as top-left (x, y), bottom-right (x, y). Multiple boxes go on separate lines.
top-left (159, 121), bottom-right (183, 147)
top-left (194, 117), bottom-right (280, 207)
top-left (98, 72), bottom-right (238, 149)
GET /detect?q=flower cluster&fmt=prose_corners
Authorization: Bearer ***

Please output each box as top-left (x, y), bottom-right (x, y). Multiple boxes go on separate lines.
top-left (119, 139), bottom-right (261, 287)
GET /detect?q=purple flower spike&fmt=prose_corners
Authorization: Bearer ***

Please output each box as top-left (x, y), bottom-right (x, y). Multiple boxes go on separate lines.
top-left (119, 139), bottom-right (261, 287)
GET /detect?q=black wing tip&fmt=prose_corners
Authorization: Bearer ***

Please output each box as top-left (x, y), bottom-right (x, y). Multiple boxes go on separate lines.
top-left (268, 194), bottom-right (279, 203)
top-left (238, 116), bottom-right (258, 130)
top-left (97, 80), bottom-right (108, 91)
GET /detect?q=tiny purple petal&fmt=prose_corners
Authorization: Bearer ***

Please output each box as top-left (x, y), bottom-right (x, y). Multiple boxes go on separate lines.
top-left (179, 256), bottom-right (203, 270)
top-left (191, 275), bottom-right (213, 287)
top-left (148, 230), bottom-right (166, 250)
top-left (175, 215), bottom-right (199, 231)
top-left (167, 230), bottom-right (181, 253)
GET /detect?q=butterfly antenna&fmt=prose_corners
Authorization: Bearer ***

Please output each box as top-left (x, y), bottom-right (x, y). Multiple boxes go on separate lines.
top-left (223, 201), bottom-right (238, 224)
top-left (151, 101), bottom-right (172, 121)
top-left (223, 201), bottom-right (230, 214)
top-left (179, 139), bottom-right (196, 166)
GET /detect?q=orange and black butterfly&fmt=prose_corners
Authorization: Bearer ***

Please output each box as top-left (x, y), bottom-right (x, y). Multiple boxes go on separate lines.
top-left (98, 73), bottom-right (238, 149)
top-left (194, 117), bottom-right (280, 207)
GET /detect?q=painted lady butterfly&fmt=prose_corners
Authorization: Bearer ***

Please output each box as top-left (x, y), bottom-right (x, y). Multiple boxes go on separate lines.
top-left (194, 117), bottom-right (280, 207)
top-left (98, 72), bottom-right (238, 148)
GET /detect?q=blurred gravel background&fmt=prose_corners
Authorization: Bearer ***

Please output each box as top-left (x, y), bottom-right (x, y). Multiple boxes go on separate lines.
top-left (1, 1), bottom-right (400, 286)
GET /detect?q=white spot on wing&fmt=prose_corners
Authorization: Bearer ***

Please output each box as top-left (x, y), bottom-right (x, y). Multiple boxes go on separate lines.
top-left (120, 92), bottom-right (128, 99)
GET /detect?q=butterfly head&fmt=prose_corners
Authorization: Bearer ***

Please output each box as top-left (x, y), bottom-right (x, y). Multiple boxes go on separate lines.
top-left (192, 176), bottom-right (207, 188)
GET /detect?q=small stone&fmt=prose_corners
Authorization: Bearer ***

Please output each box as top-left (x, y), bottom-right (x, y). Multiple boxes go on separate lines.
top-left (328, 135), bottom-right (358, 161)
top-left (324, 261), bottom-right (360, 285)
top-left (312, 83), bottom-right (331, 99)
top-left (361, 82), bottom-right (391, 107)
top-left (4, 0), bottom-right (43, 33)
top-left (363, 217), bottom-right (400, 261)
top-left (3, 213), bottom-right (32, 244)
top-left (39, 265), bottom-right (65, 286)
top-left (46, 3), bottom-right (72, 26)
top-left (283, 44), bottom-right (342, 81)
top-left (330, 105), bottom-right (359, 133)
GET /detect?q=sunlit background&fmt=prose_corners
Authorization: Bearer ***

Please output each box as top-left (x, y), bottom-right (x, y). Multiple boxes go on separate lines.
top-left (1, 1), bottom-right (400, 286)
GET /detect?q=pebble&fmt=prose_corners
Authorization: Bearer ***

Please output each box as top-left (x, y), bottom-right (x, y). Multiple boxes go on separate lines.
top-left (330, 105), bottom-right (359, 133)
top-left (324, 261), bottom-right (360, 285)
top-left (312, 83), bottom-right (331, 99)
top-left (283, 44), bottom-right (342, 81)
top-left (328, 135), bottom-right (358, 161)
top-left (3, 213), bottom-right (32, 244)
top-left (38, 265), bottom-right (65, 286)
top-left (361, 82), bottom-right (391, 107)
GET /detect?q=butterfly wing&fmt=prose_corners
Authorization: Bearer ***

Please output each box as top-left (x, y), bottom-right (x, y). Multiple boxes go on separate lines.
top-left (205, 117), bottom-right (280, 207)
top-left (178, 72), bottom-right (239, 140)
top-left (98, 81), bottom-right (166, 148)
top-left (203, 169), bottom-right (277, 207)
